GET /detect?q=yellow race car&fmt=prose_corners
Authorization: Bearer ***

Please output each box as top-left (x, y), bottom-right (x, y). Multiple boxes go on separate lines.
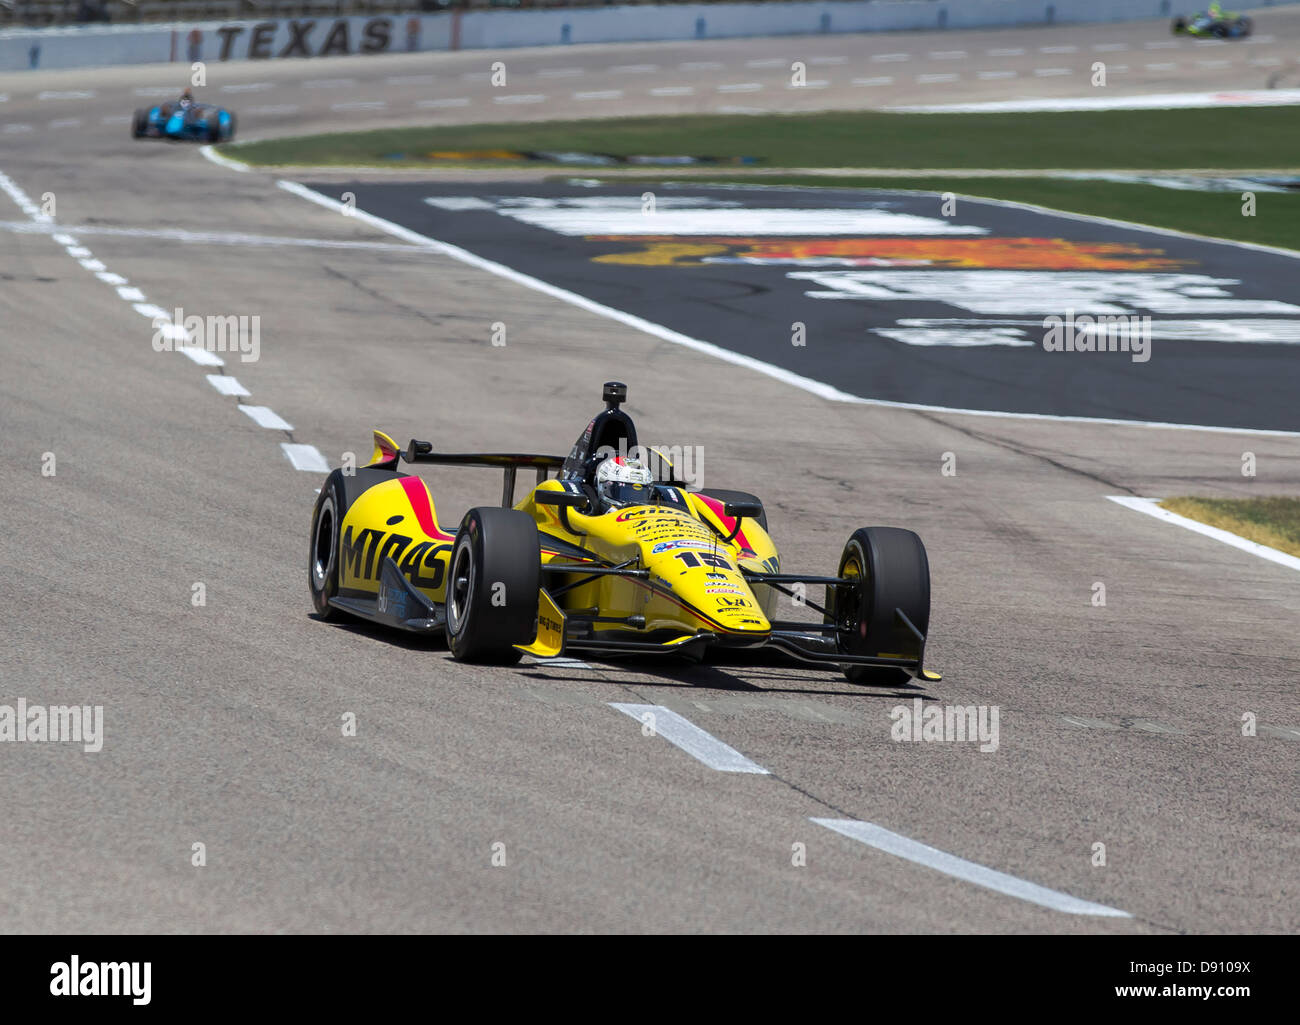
top-left (308, 382), bottom-right (939, 685)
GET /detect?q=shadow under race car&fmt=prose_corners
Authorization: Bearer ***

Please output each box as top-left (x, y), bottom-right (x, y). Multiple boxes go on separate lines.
top-left (308, 382), bottom-right (941, 686)
top-left (132, 100), bottom-right (235, 143)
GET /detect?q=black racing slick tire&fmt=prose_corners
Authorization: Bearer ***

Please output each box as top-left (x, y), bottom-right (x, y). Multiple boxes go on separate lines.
top-left (446, 507), bottom-right (540, 664)
top-left (309, 471), bottom-right (346, 619)
top-left (226, 113), bottom-right (236, 141)
top-left (131, 109), bottom-right (148, 138)
top-left (829, 527), bottom-right (930, 686)
top-left (697, 488), bottom-right (768, 531)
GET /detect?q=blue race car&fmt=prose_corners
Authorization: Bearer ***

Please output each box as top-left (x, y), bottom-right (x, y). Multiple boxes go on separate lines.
top-left (132, 92), bottom-right (235, 143)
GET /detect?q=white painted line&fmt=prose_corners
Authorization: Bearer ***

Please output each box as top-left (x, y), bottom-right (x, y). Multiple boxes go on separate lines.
top-left (792, 80), bottom-right (830, 89)
top-left (716, 105), bottom-right (768, 115)
top-left (530, 655), bottom-right (594, 669)
top-left (101, 115), bottom-right (130, 125)
top-left (679, 61), bottom-right (724, 71)
top-left (281, 442), bottom-right (330, 472)
top-left (331, 100), bottom-right (387, 111)
top-left (1245, 34), bottom-right (1276, 44)
top-left (49, 118), bottom-right (82, 129)
top-left (537, 67), bottom-right (582, 78)
top-left (917, 73), bottom-right (959, 83)
top-left (889, 89), bottom-right (1300, 113)
top-left (3, 124), bottom-right (32, 134)
top-left (809, 56), bottom-right (847, 65)
top-left (240, 405), bottom-right (293, 430)
top-left (745, 57), bottom-right (786, 68)
top-left (1106, 497), bottom-right (1300, 573)
top-left (813, 818), bottom-right (1131, 917)
top-left (0, 94), bottom-right (7, 103)
top-left (133, 86), bottom-right (174, 97)
top-left (274, 179), bottom-right (1300, 437)
top-left (609, 703), bottom-right (769, 774)
top-left (386, 74), bottom-right (435, 85)
top-left (987, 47), bottom-right (1025, 56)
top-left (1094, 42), bottom-right (1129, 52)
top-left (65, 245), bottom-right (92, 258)
top-left (221, 82), bottom-right (273, 93)
top-left (852, 76), bottom-right (894, 86)
top-left (1040, 45), bottom-right (1078, 54)
top-left (1198, 60), bottom-right (1232, 69)
top-left (51, 233), bottom-right (75, 245)
top-left (133, 302), bottom-right (171, 321)
top-left (573, 90), bottom-right (623, 101)
top-left (1034, 68), bottom-right (1073, 77)
top-left (650, 86), bottom-right (694, 96)
top-left (493, 93), bottom-right (547, 104)
top-left (1145, 40), bottom-right (1179, 49)
top-left (116, 285), bottom-right (146, 302)
top-left (871, 53), bottom-right (911, 62)
top-left (304, 78), bottom-right (355, 88)
top-left (39, 90), bottom-right (94, 100)
top-left (610, 64), bottom-right (659, 73)
top-left (1250, 57), bottom-right (1283, 66)
top-left (198, 145), bottom-right (250, 173)
top-left (718, 82), bottom-right (763, 93)
top-left (94, 271), bottom-right (127, 285)
top-left (206, 374), bottom-right (250, 397)
top-left (177, 346), bottom-right (224, 367)
top-left (81, 259), bottom-right (109, 273)
top-left (416, 97), bottom-right (470, 108)
top-left (978, 70), bottom-right (1018, 80)
top-left (244, 104), bottom-right (301, 115)
top-left (1145, 62), bottom-right (1178, 71)
top-left (929, 50), bottom-right (967, 60)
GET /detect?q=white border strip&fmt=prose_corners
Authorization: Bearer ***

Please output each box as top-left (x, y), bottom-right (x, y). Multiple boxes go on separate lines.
top-left (610, 703), bottom-right (769, 774)
top-left (281, 442), bottom-right (330, 472)
top-left (199, 144), bottom-right (250, 173)
top-left (1107, 496), bottom-right (1300, 573)
top-left (813, 818), bottom-right (1131, 917)
top-left (275, 179), bottom-right (1300, 438)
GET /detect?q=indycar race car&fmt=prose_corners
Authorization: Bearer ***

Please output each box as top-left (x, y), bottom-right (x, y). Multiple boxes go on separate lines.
top-left (1172, 9), bottom-right (1253, 38)
top-left (308, 382), bottom-right (940, 684)
top-left (131, 97), bottom-right (235, 142)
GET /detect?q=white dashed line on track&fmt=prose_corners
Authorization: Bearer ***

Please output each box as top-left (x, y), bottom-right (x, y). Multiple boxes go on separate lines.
top-left (809, 55), bottom-right (847, 65)
top-left (304, 78), bottom-right (356, 88)
top-left (609, 63), bottom-right (659, 73)
top-left (852, 76), bottom-right (894, 86)
top-left (386, 74), bottom-right (435, 85)
top-left (1145, 40), bottom-right (1179, 49)
top-left (177, 346), bottom-right (224, 366)
top-left (572, 90), bottom-right (622, 100)
top-left (416, 97), bottom-right (470, 108)
top-left (3, 124), bottom-right (32, 133)
top-left (813, 819), bottom-right (1132, 917)
top-left (609, 704), bottom-right (769, 774)
top-left (493, 93), bottom-right (547, 104)
top-left (871, 52), bottom-right (911, 62)
top-left (240, 406), bottom-right (294, 431)
top-left (917, 73), bottom-right (959, 83)
top-left (246, 104), bottom-right (301, 115)
top-left (220, 82), bottom-right (273, 93)
top-left (537, 67), bottom-right (582, 78)
top-left (987, 47), bottom-right (1025, 56)
top-left (132, 87), bottom-right (174, 97)
top-left (1094, 42), bottom-right (1129, 52)
top-left (1198, 60), bottom-right (1232, 68)
top-left (679, 61), bottom-right (724, 70)
top-left (929, 50), bottom-right (967, 60)
top-left (330, 100), bottom-right (387, 111)
top-left (1145, 63), bottom-right (1178, 71)
top-left (206, 374), bottom-right (250, 397)
top-left (94, 270), bottom-right (126, 284)
top-left (791, 80), bottom-right (830, 89)
top-left (49, 118), bottom-right (82, 128)
top-left (100, 115), bottom-right (130, 125)
top-left (745, 57), bottom-right (786, 68)
top-left (1040, 45), bottom-right (1078, 53)
top-left (38, 90), bottom-right (94, 100)
top-left (649, 86), bottom-right (694, 96)
top-left (281, 443), bottom-right (330, 472)
top-left (1034, 68), bottom-right (1073, 77)
top-left (978, 70), bottom-right (1018, 79)
top-left (718, 82), bottom-right (763, 92)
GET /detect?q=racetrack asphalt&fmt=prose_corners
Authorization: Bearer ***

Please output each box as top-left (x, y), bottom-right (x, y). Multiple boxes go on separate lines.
top-left (1, 11), bottom-right (1298, 933)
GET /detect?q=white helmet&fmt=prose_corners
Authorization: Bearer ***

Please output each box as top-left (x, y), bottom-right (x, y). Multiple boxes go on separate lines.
top-left (595, 456), bottom-right (653, 509)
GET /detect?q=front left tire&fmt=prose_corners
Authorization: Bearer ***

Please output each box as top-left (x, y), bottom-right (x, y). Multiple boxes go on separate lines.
top-left (446, 507), bottom-right (541, 664)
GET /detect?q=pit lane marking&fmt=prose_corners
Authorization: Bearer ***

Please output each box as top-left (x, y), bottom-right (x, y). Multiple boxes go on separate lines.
top-left (494, 94), bottom-right (547, 104)
top-left (871, 53), bottom-right (911, 62)
top-left (1106, 497), bottom-right (1300, 574)
top-left (281, 443), bottom-right (330, 472)
top-left (240, 406), bottom-right (294, 430)
top-left (718, 82), bottom-right (763, 93)
top-left (416, 98), bottom-right (470, 108)
top-left (852, 77), bottom-right (894, 86)
top-left (610, 703), bottom-right (769, 773)
top-left (573, 90), bottom-right (623, 101)
top-left (206, 375), bottom-right (250, 397)
top-left (745, 58), bottom-right (786, 68)
top-left (650, 86), bottom-right (695, 96)
top-left (986, 47), bottom-right (1025, 56)
top-left (813, 819), bottom-right (1131, 917)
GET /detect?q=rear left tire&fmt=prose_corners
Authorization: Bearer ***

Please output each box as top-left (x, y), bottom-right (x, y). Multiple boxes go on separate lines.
top-left (131, 109), bottom-right (148, 138)
top-left (446, 507), bottom-right (540, 664)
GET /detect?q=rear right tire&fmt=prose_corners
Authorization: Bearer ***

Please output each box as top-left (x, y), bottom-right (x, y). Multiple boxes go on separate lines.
top-left (131, 109), bottom-right (148, 138)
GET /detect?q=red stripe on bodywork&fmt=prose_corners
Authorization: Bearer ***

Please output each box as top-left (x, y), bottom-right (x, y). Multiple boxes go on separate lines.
top-left (695, 494), bottom-right (753, 552)
top-left (399, 476), bottom-right (454, 541)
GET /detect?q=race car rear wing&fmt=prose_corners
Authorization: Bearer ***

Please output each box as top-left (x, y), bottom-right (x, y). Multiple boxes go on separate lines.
top-left (402, 437), bottom-right (566, 507)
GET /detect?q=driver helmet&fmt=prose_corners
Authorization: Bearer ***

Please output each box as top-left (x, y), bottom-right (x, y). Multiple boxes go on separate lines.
top-left (179, 88), bottom-right (194, 108)
top-left (1208, 1), bottom-right (1221, 14)
top-left (595, 455), bottom-right (653, 509)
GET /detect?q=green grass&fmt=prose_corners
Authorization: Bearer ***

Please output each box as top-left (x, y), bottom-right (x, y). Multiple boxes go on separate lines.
top-left (228, 107), bottom-right (1300, 171)
top-left (1160, 497), bottom-right (1300, 558)
top-left (645, 175), bottom-right (1300, 252)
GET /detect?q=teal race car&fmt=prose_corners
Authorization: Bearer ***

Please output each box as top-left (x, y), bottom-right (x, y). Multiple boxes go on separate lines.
top-left (1172, 7), bottom-right (1254, 38)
